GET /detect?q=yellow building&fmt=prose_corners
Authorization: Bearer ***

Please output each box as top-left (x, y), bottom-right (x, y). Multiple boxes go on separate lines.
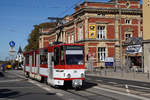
top-left (143, 0), bottom-right (150, 72)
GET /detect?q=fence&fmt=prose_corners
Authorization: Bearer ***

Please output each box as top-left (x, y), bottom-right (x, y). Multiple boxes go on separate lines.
top-left (85, 67), bottom-right (150, 83)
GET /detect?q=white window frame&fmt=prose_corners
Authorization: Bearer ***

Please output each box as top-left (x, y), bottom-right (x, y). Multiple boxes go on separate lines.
top-left (125, 19), bottom-right (131, 24)
top-left (97, 25), bottom-right (106, 40)
top-left (98, 47), bottom-right (106, 61)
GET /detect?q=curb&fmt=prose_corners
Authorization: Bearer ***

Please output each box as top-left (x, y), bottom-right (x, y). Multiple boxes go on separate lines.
top-left (86, 74), bottom-right (150, 83)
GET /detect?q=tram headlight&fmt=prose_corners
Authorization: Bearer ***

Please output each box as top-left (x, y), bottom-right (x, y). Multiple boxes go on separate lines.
top-left (81, 73), bottom-right (84, 78)
top-left (78, 61), bottom-right (83, 65)
top-left (67, 74), bottom-right (71, 78)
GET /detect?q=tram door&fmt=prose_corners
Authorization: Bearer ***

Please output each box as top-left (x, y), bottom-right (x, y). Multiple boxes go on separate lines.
top-left (48, 52), bottom-right (53, 80)
top-left (36, 54), bottom-right (40, 75)
top-left (29, 55), bottom-right (32, 73)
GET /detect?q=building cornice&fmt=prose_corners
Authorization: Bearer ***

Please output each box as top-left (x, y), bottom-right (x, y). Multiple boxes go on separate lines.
top-left (75, 39), bottom-right (119, 43)
top-left (72, 7), bottom-right (142, 17)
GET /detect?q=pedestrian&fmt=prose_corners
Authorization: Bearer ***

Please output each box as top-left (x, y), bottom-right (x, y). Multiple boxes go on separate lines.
top-left (1, 64), bottom-right (6, 72)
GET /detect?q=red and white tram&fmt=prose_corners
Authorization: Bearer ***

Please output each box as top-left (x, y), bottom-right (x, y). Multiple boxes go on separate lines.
top-left (24, 43), bottom-right (85, 88)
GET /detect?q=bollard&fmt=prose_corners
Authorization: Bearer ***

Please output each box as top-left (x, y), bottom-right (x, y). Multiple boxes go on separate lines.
top-left (147, 70), bottom-right (149, 80)
top-left (133, 69), bottom-right (136, 79)
top-left (99, 70), bottom-right (101, 76)
top-left (121, 68), bottom-right (124, 77)
top-left (105, 68), bottom-right (107, 76)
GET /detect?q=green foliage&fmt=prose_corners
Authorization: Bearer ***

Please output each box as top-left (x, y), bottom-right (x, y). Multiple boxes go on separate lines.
top-left (39, 22), bottom-right (56, 28)
top-left (24, 22), bottom-right (56, 52)
top-left (24, 25), bottom-right (40, 51)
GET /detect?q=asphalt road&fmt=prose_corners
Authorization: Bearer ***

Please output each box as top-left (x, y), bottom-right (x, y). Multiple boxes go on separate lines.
top-left (0, 71), bottom-right (62, 100)
top-left (0, 70), bottom-right (149, 100)
top-left (86, 75), bottom-right (150, 95)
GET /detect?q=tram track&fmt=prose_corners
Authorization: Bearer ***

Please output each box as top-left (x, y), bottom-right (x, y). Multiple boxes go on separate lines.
top-left (64, 88), bottom-right (118, 100)
top-left (86, 77), bottom-right (150, 94)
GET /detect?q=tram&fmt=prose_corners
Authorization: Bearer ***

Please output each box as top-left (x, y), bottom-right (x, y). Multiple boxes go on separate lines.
top-left (24, 43), bottom-right (85, 89)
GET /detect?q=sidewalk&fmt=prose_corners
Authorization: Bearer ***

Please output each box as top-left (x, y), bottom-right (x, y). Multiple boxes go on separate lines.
top-left (86, 69), bottom-right (150, 83)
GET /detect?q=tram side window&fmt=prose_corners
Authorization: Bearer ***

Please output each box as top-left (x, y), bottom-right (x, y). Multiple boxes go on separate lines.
top-left (25, 54), bottom-right (29, 65)
top-left (54, 47), bottom-right (59, 65)
top-left (40, 55), bottom-right (47, 64)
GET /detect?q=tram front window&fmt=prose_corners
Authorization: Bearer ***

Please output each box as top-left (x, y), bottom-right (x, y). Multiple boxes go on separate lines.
top-left (65, 49), bottom-right (84, 65)
top-left (66, 55), bottom-right (83, 65)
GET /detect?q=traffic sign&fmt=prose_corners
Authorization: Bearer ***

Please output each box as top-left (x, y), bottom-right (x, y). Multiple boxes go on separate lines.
top-left (9, 41), bottom-right (15, 47)
top-left (105, 57), bottom-right (114, 67)
top-left (9, 47), bottom-right (16, 56)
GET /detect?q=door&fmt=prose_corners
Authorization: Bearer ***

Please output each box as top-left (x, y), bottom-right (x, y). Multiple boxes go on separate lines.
top-left (29, 55), bottom-right (32, 73)
top-left (36, 54), bottom-right (40, 75)
top-left (48, 52), bottom-right (53, 80)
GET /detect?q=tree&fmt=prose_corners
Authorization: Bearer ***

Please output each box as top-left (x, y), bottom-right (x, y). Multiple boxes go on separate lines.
top-left (24, 22), bottom-right (56, 52)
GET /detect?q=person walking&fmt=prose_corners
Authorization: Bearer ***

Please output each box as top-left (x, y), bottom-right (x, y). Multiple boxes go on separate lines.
top-left (1, 64), bottom-right (6, 72)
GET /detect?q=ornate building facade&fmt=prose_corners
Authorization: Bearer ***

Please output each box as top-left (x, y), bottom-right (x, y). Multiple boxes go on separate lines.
top-left (40, 0), bottom-right (142, 68)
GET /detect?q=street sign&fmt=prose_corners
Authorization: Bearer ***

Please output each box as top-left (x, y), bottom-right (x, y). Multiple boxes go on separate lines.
top-left (105, 57), bottom-right (114, 62)
top-left (105, 57), bottom-right (114, 67)
top-left (9, 41), bottom-right (15, 47)
top-left (9, 47), bottom-right (16, 56)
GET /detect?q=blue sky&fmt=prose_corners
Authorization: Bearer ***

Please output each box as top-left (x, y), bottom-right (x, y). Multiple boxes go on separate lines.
top-left (0, 0), bottom-right (142, 60)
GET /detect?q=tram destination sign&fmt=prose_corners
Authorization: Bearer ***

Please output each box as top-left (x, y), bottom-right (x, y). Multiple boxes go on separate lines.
top-left (65, 46), bottom-right (83, 50)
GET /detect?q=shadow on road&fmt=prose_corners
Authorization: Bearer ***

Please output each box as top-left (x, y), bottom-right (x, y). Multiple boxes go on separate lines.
top-left (0, 72), bottom-right (5, 77)
top-left (46, 93), bottom-right (56, 95)
top-left (0, 89), bottom-right (20, 98)
top-left (59, 80), bottom-right (97, 91)
top-left (82, 81), bottom-right (97, 90)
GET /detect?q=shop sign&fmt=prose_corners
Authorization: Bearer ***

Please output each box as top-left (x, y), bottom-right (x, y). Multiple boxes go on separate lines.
top-left (126, 45), bottom-right (142, 54)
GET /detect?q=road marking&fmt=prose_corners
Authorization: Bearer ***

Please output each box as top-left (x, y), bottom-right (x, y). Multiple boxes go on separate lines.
top-left (97, 80), bottom-right (102, 82)
top-left (93, 86), bottom-right (150, 100)
top-left (128, 84), bottom-right (150, 90)
top-left (68, 99), bottom-right (75, 100)
top-left (108, 82), bottom-right (118, 84)
top-left (12, 73), bottom-right (65, 97)
top-left (0, 79), bottom-right (23, 83)
top-left (56, 93), bottom-right (64, 96)
top-left (10, 72), bottom-right (26, 79)
top-left (28, 78), bottom-right (65, 97)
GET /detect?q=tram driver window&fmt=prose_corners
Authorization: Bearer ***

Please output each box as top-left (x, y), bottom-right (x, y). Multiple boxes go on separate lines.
top-left (54, 47), bottom-right (60, 65)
